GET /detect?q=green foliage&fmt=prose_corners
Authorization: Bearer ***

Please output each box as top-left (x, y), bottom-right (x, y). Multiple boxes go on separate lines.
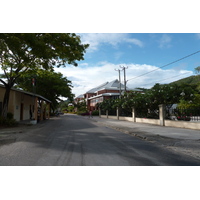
top-left (98, 82), bottom-right (198, 119)
top-left (74, 100), bottom-right (87, 113)
top-left (7, 112), bottom-right (14, 120)
top-left (171, 75), bottom-right (200, 86)
top-left (0, 117), bottom-right (18, 127)
top-left (178, 94), bottom-right (200, 109)
top-left (195, 66), bottom-right (200, 74)
top-left (0, 33), bottom-right (89, 117)
top-left (15, 69), bottom-right (74, 111)
top-left (68, 106), bottom-right (75, 112)
top-left (92, 110), bottom-right (99, 116)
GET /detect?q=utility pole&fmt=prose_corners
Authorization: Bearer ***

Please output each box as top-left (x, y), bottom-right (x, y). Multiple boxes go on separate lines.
top-left (120, 65), bottom-right (128, 92)
top-left (115, 68), bottom-right (122, 97)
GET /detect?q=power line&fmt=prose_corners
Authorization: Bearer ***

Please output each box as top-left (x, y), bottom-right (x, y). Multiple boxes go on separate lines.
top-left (139, 71), bottom-right (192, 87)
top-left (127, 50), bottom-right (200, 82)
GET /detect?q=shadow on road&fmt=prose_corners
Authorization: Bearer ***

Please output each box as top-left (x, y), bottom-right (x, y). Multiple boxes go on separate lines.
top-left (5, 114), bottom-right (198, 166)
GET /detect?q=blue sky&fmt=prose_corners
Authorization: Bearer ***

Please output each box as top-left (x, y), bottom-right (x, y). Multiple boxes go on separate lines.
top-left (55, 33), bottom-right (200, 97)
top-left (2, 1), bottom-right (200, 98)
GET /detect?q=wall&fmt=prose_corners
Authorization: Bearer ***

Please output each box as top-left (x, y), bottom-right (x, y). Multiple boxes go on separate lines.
top-left (13, 90), bottom-right (34, 121)
top-left (98, 89), bottom-right (119, 95)
top-left (100, 105), bottom-right (200, 130)
top-left (136, 118), bottom-right (160, 125)
top-left (165, 120), bottom-right (200, 130)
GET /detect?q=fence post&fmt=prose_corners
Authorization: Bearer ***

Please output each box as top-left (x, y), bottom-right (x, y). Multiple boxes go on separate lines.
top-left (159, 104), bottom-right (165, 126)
top-left (132, 107), bottom-right (136, 122)
top-left (99, 108), bottom-right (101, 118)
top-left (117, 107), bottom-right (119, 120)
top-left (106, 110), bottom-right (108, 118)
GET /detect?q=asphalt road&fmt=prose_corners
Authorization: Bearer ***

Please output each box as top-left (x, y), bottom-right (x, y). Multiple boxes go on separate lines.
top-left (0, 114), bottom-right (199, 166)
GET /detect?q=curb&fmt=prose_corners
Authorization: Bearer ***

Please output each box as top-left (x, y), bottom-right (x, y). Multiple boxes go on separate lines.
top-left (93, 119), bottom-right (148, 140)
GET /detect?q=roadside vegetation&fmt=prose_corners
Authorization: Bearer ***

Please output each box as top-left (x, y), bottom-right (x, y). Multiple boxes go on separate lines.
top-left (0, 33), bottom-right (89, 126)
top-left (0, 112), bottom-right (18, 127)
top-left (0, 33), bottom-right (89, 119)
top-left (97, 72), bottom-right (200, 119)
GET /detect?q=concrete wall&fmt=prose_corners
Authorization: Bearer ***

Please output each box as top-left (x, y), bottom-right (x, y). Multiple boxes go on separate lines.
top-left (13, 90), bottom-right (35, 121)
top-left (100, 105), bottom-right (200, 130)
top-left (136, 118), bottom-right (160, 125)
top-left (165, 120), bottom-right (200, 130)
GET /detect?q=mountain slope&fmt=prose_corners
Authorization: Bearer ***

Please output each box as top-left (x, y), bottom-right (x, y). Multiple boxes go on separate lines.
top-left (170, 75), bottom-right (200, 85)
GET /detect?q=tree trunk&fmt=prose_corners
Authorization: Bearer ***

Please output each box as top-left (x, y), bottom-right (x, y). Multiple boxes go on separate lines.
top-left (1, 85), bottom-right (12, 118)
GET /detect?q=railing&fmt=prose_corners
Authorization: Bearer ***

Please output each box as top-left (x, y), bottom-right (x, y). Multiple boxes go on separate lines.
top-left (119, 108), bottom-right (132, 117)
top-left (167, 107), bottom-right (200, 121)
top-left (109, 109), bottom-right (117, 116)
top-left (135, 109), bottom-right (159, 119)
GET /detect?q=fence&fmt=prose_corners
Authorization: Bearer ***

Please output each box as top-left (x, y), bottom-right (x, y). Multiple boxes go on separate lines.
top-left (167, 107), bottom-right (200, 122)
top-left (119, 108), bottom-right (132, 117)
top-left (99, 105), bottom-right (200, 130)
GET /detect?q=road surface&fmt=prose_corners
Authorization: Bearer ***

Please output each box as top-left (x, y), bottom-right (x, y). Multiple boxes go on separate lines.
top-left (0, 114), bottom-right (199, 166)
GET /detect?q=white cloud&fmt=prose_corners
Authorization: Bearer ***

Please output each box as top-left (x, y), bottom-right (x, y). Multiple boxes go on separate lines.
top-left (54, 62), bottom-right (193, 97)
top-left (196, 33), bottom-right (200, 39)
top-left (123, 38), bottom-right (143, 47)
top-left (79, 33), bottom-right (144, 51)
top-left (158, 34), bottom-right (172, 48)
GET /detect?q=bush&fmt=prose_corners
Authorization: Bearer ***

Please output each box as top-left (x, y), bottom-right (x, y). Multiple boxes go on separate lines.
top-left (7, 112), bottom-right (14, 120)
top-left (0, 116), bottom-right (18, 127)
top-left (92, 110), bottom-right (99, 116)
top-left (79, 112), bottom-right (89, 116)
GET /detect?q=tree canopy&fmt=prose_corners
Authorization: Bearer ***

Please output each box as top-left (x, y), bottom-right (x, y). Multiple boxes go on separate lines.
top-left (0, 33), bottom-right (89, 117)
top-left (98, 82), bottom-right (198, 118)
top-left (15, 69), bottom-right (74, 112)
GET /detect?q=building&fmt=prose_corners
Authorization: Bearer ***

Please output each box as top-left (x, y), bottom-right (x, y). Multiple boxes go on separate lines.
top-left (0, 85), bottom-right (51, 122)
top-left (75, 79), bottom-right (141, 111)
top-left (74, 94), bottom-right (85, 105)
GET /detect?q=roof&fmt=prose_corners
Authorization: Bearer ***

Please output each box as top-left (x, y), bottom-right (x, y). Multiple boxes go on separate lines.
top-left (75, 94), bottom-right (84, 99)
top-left (84, 79), bottom-right (142, 95)
top-left (0, 84), bottom-right (51, 103)
top-left (86, 82), bottom-right (108, 93)
top-left (99, 79), bottom-right (125, 90)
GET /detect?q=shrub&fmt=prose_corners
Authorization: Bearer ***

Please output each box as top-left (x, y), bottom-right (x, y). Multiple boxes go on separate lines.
top-left (7, 112), bottom-right (14, 120)
top-left (92, 110), bottom-right (99, 116)
top-left (0, 117), bottom-right (18, 127)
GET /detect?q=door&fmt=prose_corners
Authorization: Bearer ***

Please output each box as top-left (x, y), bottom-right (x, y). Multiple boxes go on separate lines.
top-left (20, 103), bottom-right (24, 120)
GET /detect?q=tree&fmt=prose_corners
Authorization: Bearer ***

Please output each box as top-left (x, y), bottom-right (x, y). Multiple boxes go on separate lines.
top-left (15, 69), bottom-right (74, 112)
top-left (195, 66), bottom-right (200, 75)
top-left (0, 33), bottom-right (89, 117)
top-left (98, 83), bottom-right (197, 118)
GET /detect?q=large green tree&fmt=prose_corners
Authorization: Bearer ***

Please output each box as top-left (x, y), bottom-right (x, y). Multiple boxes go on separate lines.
top-left (0, 33), bottom-right (89, 117)
top-left (15, 69), bottom-right (74, 112)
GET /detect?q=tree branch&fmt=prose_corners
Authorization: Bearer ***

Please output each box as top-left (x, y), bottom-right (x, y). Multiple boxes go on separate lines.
top-left (0, 78), bottom-right (7, 86)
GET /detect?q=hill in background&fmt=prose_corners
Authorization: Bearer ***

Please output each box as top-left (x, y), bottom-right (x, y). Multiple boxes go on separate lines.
top-left (170, 75), bottom-right (200, 86)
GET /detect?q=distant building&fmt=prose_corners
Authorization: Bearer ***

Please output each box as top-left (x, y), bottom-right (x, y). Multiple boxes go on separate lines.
top-left (74, 94), bottom-right (85, 104)
top-left (74, 79), bottom-right (141, 111)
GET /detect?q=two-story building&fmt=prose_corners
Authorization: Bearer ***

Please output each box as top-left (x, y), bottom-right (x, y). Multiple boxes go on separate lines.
top-left (75, 79), bottom-right (141, 111)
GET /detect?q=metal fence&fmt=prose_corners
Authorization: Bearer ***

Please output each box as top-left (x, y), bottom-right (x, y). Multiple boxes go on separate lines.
top-left (109, 109), bottom-right (117, 116)
top-left (119, 108), bottom-right (132, 117)
top-left (167, 107), bottom-right (200, 121)
top-left (101, 109), bottom-right (106, 115)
